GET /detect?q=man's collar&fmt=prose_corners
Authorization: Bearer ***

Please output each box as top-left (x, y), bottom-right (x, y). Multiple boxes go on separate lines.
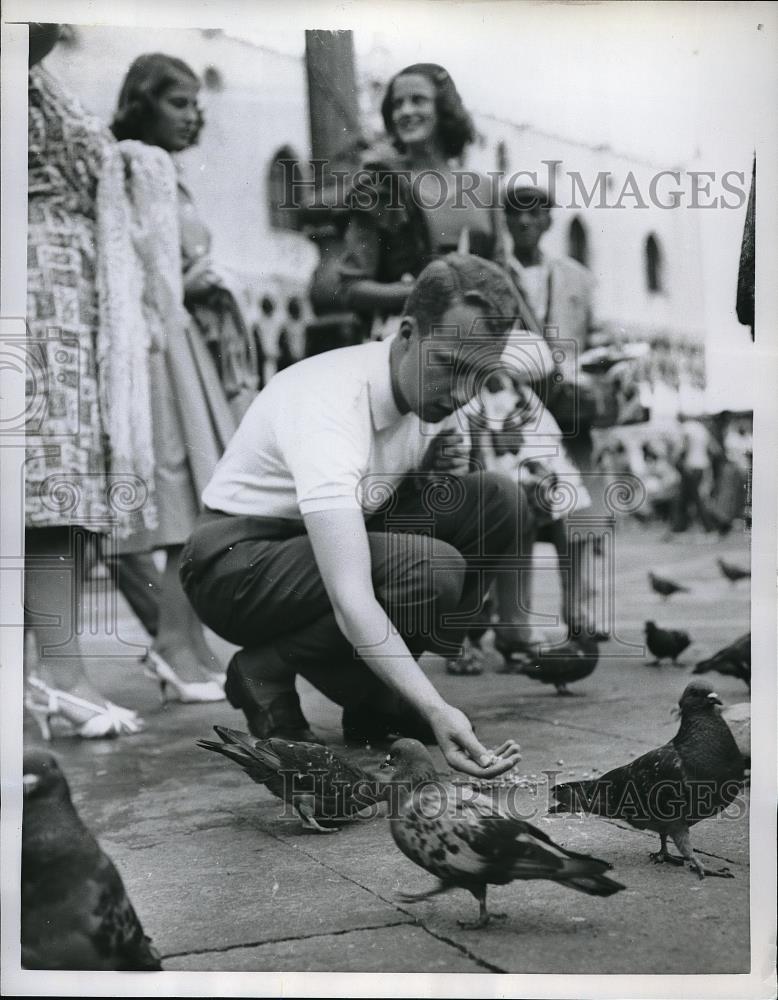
top-left (368, 337), bottom-right (405, 431)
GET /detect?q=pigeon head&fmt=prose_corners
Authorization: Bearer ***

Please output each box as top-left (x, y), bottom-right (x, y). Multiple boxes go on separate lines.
top-left (22, 751), bottom-right (70, 802)
top-left (645, 621), bottom-right (656, 633)
top-left (677, 680), bottom-right (723, 716)
top-left (381, 738), bottom-right (438, 787)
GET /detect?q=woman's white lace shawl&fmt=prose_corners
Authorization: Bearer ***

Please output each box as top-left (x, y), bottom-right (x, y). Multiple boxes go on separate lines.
top-left (96, 141), bottom-right (189, 535)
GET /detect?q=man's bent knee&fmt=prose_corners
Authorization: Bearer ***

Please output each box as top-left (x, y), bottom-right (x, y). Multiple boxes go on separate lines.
top-left (476, 470), bottom-right (534, 542)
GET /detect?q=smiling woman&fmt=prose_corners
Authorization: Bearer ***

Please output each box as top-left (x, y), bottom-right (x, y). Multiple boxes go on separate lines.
top-left (336, 62), bottom-right (508, 338)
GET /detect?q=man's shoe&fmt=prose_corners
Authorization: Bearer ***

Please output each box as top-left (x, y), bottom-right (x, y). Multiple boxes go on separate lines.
top-left (224, 656), bottom-right (320, 743)
top-left (341, 703), bottom-right (436, 747)
top-left (569, 620), bottom-right (610, 643)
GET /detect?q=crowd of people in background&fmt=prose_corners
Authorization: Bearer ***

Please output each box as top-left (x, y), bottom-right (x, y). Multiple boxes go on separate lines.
top-left (23, 26), bottom-right (752, 754)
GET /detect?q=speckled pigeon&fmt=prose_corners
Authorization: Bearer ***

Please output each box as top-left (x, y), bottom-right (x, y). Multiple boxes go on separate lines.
top-left (550, 680), bottom-right (745, 878)
top-left (21, 751), bottom-right (161, 971)
top-left (198, 725), bottom-right (384, 832)
top-left (383, 739), bottom-right (625, 929)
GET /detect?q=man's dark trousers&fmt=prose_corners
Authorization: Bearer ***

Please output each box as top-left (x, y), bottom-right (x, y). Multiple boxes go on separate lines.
top-left (180, 471), bottom-right (532, 711)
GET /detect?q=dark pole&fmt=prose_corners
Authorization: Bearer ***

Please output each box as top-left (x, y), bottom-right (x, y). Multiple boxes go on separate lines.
top-left (303, 30), bottom-right (365, 344)
top-left (305, 30), bottom-right (360, 162)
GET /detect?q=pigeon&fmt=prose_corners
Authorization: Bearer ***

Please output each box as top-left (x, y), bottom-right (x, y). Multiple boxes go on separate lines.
top-left (717, 557), bottom-right (750, 584)
top-left (21, 751), bottom-right (161, 971)
top-left (382, 738), bottom-right (625, 929)
top-left (197, 725), bottom-right (384, 833)
top-left (649, 571), bottom-right (690, 599)
top-left (644, 621), bottom-right (692, 665)
top-left (694, 632), bottom-right (751, 689)
top-left (549, 680), bottom-right (745, 878)
top-left (509, 635), bottom-right (600, 695)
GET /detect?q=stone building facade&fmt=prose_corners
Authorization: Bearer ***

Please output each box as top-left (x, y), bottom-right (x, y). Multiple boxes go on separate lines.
top-left (47, 25), bottom-right (711, 413)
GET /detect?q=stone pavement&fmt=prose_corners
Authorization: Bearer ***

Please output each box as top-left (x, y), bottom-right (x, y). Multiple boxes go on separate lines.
top-left (22, 521), bottom-right (752, 974)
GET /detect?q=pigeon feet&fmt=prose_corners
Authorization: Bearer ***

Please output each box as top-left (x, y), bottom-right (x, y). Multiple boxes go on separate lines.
top-left (690, 859), bottom-right (734, 879)
top-left (296, 801), bottom-right (339, 834)
top-left (555, 685), bottom-right (576, 696)
top-left (649, 849), bottom-right (685, 867)
top-left (669, 829), bottom-right (734, 879)
top-left (457, 911), bottom-right (507, 930)
top-left (299, 817), bottom-right (338, 834)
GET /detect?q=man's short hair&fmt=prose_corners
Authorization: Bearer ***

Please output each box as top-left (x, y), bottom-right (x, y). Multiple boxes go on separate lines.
top-left (403, 254), bottom-right (519, 338)
top-left (504, 183), bottom-right (555, 213)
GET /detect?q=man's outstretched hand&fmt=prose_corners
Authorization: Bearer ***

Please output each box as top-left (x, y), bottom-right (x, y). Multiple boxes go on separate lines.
top-left (429, 704), bottom-right (521, 778)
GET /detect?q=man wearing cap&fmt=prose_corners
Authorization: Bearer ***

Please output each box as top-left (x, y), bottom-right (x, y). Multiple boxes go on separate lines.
top-left (179, 253), bottom-right (525, 778)
top-left (501, 183), bottom-right (606, 639)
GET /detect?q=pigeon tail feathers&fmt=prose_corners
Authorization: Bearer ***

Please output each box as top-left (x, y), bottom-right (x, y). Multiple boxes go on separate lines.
top-left (560, 872), bottom-right (626, 897)
top-left (548, 779), bottom-right (601, 814)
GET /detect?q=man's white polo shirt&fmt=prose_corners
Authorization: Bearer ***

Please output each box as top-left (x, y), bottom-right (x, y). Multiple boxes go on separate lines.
top-left (202, 338), bottom-right (451, 519)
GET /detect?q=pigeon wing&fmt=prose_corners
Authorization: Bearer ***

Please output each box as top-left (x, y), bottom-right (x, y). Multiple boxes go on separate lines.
top-left (554, 742), bottom-right (688, 828)
top-left (91, 852), bottom-right (161, 970)
top-left (260, 739), bottom-right (375, 816)
top-left (424, 791), bottom-right (615, 887)
top-left (599, 743), bottom-right (689, 826)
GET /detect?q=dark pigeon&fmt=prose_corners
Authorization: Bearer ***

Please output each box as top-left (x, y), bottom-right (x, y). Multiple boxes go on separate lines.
top-left (198, 725), bottom-right (384, 832)
top-left (649, 571), bottom-right (690, 599)
top-left (383, 739), bottom-right (625, 929)
top-left (21, 751), bottom-right (161, 971)
top-left (645, 621), bottom-right (692, 665)
top-left (550, 680), bottom-right (745, 878)
top-left (694, 632), bottom-right (751, 689)
top-left (514, 635), bottom-right (600, 695)
top-left (717, 558), bottom-right (750, 584)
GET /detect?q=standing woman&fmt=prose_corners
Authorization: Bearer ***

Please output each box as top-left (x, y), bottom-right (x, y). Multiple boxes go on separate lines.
top-left (106, 53), bottom-right (257, 701)
top-left (337, 63), bottom-right (539, 676)
top-left (338, 63), bottom-right (507, 328)
top-left (24, 26), bottom-right (154, 737)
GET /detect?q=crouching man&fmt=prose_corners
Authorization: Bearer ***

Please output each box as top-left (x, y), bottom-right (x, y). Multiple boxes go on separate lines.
top-left (180, 254), bottom-right (530, 777)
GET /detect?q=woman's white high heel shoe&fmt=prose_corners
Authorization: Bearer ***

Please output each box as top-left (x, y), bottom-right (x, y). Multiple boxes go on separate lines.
top-left (24, 676), bottom-right (145, 740)
top-left (142, 649), bottom-right (225, 704)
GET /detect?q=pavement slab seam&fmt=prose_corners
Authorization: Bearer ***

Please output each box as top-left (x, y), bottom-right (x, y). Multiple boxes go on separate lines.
top-left (599, 818), bottom-right (747, 867)
top-left (160, 919), bottom-right (415, 961)
top-left (405, 925), bottom-right (507, 974)
top-left (253, 820), bottom-right (509, 973)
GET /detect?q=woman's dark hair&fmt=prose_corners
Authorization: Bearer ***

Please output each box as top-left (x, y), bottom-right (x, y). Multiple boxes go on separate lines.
top-left (110, 53), bottom-right (204, 144)
top-left (380, 63), bottom-right (475, 160)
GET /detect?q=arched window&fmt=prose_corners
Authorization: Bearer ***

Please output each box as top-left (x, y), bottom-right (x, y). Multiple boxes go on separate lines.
top-left (645, 233), bottom-right (663, 293)
top-left (568, 216), bottom-right (589, 266)
top-left (267, 146), bottom-right (301, 231)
